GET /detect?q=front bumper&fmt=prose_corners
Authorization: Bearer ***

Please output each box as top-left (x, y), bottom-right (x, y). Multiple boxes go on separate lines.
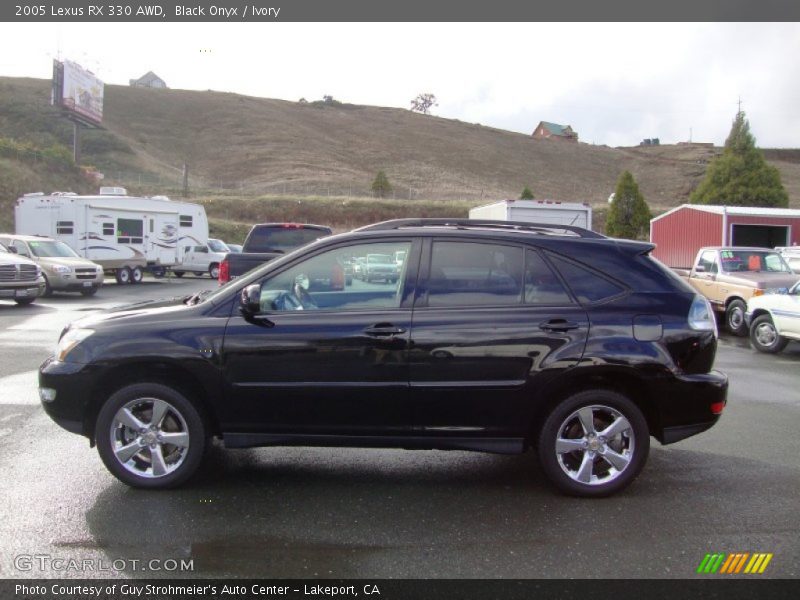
top-left (39, 357), bottom-right (98, 438)
top-left (0, 283), bottom-right (45, 299)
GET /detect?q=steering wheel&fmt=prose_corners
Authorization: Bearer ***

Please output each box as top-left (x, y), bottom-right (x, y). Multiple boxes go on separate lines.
top-left (293, 282), bottom-right (318, 310)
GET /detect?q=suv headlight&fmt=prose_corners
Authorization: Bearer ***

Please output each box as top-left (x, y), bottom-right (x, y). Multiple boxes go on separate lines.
top-left (688, 295), bottom-right (717, 337)
top-left (55, 328), bottom-right (94, 362)
top-left (52, 265), bottom-right (72, 275)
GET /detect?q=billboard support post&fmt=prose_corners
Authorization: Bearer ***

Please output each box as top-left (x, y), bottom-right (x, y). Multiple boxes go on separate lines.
top-left (73, 121), bottom-right (81, 164)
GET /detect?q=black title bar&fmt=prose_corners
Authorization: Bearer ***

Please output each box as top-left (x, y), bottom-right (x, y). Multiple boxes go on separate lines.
top-left (3, 0), bottom-right (800, 22)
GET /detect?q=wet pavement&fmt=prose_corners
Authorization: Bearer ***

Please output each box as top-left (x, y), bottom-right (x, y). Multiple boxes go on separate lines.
top-left (0, 278), bottom-right (798, 579)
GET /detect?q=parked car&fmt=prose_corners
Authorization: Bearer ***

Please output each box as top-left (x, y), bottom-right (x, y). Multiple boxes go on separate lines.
top-left (0, 235), bottom-right (103, 296)
top-left (775, 246), bottom-right (800, 272)
top-left (39, 218), bottom-right (728, 497)
top-left (362, 253), bottom-right (400, 283)
top-left (678, 247), bottom-right (798, 335)
top-left (173, 238), bottom-right (230, 279)
top-left (745, 280), bottom-right (800, 353)
top-left (0, 241), bottom-right (45, 305)
top-left (219, 223), bottom-right (332, 284)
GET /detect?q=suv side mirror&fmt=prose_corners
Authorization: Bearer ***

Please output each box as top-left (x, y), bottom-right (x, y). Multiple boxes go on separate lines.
top-left (240, 284), bottom-right (262, 315)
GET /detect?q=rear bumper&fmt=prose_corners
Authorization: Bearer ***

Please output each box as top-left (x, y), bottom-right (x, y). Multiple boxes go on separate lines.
top-left (655, 369), bottom-right (728, 444)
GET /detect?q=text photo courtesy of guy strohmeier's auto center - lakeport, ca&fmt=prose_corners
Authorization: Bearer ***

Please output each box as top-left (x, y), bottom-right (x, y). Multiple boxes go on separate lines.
top-left (0, 8), bottom-right (799, 597)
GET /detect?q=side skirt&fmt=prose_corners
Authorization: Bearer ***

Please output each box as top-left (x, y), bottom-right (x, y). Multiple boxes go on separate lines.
top-left (222, 433), bottom-right (525, 455)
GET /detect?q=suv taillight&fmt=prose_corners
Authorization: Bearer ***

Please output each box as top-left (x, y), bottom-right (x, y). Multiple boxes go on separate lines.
top-left (218, 258), bottom-right (230, 285)
top-left (688, 294), bottom-right (717, 337)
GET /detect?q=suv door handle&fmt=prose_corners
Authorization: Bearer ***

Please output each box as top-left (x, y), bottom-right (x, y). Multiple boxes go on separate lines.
top-left (364, 324), bottom-right (407, 336)
top-left (539, 319), bottom-right (580, 332)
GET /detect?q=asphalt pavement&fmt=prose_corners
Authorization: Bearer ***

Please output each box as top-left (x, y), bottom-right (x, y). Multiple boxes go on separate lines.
top-left (0, 277), bottom-right (798, 579)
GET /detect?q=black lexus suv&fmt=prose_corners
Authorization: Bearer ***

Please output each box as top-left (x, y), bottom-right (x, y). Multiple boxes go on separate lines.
top-left (39, 219), bottom-right (728, 496)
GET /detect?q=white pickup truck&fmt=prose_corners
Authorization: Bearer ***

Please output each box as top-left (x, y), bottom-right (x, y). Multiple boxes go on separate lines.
top-left (172, 238), bottom-right (230, 279)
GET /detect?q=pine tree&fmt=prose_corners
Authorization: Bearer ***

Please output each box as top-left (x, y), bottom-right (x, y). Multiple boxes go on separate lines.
top-left (520, 186), bottom-right (534, 200)
top-left (606, 171), bottom-right (651, 240)
top-left (371, 171), bottom-right (392, 198)
top-left (690, 111), bottom-right (788, 207)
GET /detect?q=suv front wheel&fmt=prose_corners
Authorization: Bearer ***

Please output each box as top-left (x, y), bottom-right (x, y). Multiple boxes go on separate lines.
top-left (96, 383), bottom-right (207, 489)
top-left (537, 390), bottom-right (649, 497)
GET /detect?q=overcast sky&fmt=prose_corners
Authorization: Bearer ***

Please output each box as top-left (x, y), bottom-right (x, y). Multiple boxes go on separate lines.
top-left (2, 22), bottom-right (798, 147)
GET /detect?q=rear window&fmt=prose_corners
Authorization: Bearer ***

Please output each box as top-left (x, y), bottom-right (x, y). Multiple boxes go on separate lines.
top-left (244, 226), bottom-right (332, 254)
top-left (548, 254), bottom-right (626, 303)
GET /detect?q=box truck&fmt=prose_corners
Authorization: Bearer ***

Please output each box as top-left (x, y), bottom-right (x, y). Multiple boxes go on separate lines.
top-left (469, 200), bottom-right (593, 230)
top-left (15, 189), bottom-right (208, 284)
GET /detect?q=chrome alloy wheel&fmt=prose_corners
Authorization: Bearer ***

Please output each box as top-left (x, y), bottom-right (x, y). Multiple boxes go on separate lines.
top-left (110, 397), bottom-right (190, 479)
top-left (555, 404), bottom-right (635, 486)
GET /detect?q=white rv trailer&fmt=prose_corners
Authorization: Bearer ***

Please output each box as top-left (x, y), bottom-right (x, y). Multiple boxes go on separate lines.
top-left (15, 189), bottom-right (208, 284)
top-left (469, 199), bottom-right (593, 231)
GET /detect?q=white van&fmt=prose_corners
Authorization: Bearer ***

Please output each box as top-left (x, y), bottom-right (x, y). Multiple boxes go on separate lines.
top-left (172, 238), bottom-right (230, 279)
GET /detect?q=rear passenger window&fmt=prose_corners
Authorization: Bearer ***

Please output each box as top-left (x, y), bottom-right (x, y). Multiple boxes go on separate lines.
top-left (548, 255), bottom-right (626, 303)
top-left (525, 250), bottom-right (573, 304)
top-left (428, 242), bottom-right (523, 307)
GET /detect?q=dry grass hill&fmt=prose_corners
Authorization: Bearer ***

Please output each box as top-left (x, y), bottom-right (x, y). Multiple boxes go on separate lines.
top-left (1, 76), bottom-right (798, 238)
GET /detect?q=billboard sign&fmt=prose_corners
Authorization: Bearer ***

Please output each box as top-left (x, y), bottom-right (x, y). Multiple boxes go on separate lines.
top-left (52, 60), bottom-right (104, 125)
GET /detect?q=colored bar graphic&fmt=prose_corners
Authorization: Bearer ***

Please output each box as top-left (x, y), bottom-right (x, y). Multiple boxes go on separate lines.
top-left (698, 552), bottom-right (773, 575)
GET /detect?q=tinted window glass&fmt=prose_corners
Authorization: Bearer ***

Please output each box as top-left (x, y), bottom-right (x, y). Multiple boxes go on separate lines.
top-left (549, 255), bottom-right (625, 303)
top-left (261, 241), bottom-right (411, 312)
top-left (428, 242), bottom-right (523, 307)
top-left (525, 250), bottom-right (572, 304)
top-left (246, 226), bottom-right (332, 254)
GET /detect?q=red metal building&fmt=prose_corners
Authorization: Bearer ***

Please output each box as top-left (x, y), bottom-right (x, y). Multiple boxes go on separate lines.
top-left (650, 204), bottom-right (800, 269)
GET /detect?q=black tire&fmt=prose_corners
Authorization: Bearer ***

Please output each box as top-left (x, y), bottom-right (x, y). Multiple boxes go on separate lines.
top-left (209, 263), bottom-right (220, 279)
top-left (750, 314), bottom-right (789, 354)
top-left (42, 275), bottom-right (53, 297)
top-left (80, 287), bottom-right (98, 297)
top-left (14, 296), bottom-right (36, 305)
top-left (174, 271), bottom-right (184, 278)
top-left (725, 299), bottom-right (748, 336)
top-left (95, 383), bottom-right (207, 489)
top-left (131, 266), bottom-right (144, 284)
top-left (115, 267), bottom-right (132, 285)
top-left (537, 390), bottom-right (649, 498)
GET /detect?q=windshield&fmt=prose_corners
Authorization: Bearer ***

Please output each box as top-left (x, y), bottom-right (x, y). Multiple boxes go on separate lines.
top-left (207, 239), bottom-right (230, 253)
top-left (719, 250), bottom-right (792, 273)
top-left (368, 254), bottom-right (393, 264)
top-left (245, 226), bottom-right (331, 253)
top-left (28, 240), bottom-right (80, 258)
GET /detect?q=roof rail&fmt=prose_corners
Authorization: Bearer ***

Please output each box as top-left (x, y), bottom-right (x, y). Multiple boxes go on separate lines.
top-left (355, 218), bottom-right (605, 239)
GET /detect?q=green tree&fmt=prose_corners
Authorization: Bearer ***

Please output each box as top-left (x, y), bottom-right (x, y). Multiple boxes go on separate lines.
top-left (520, 186), bottom-right (535, 200)
top-left (690, 111), bottom-right (788, 207)
top-left (371, 170), bottom-right (392, 198)
top-left (606, 171), bottom-right (651, 239)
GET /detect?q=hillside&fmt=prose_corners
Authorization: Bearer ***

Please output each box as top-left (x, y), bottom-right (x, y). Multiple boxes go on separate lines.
top-left (1, 76), bottom-right (798, 224)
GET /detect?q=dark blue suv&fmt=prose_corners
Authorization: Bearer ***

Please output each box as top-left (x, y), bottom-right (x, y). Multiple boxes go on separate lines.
top-left (39, 219), bottom-right (728, 496)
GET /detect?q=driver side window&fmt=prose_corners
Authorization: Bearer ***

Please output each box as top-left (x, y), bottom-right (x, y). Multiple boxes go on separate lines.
top-left (260, 241), bottom-right (412, 312)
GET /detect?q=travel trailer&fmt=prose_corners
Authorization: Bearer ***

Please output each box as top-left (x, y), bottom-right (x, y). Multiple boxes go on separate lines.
top-left (469, 200), bottom-right (593, 230)
top-left (15, 189), bottom-right (208, 284)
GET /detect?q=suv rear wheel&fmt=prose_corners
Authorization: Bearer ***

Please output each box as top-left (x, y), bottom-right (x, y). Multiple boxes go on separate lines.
top-left (96, 383), bottom-right (207, 489)
top-left (537, 390), bottom-right (649, 497)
